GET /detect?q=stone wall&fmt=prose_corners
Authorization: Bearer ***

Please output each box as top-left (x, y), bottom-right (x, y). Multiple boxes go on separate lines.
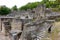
top-left (11, 19), bottom-right (22, 30)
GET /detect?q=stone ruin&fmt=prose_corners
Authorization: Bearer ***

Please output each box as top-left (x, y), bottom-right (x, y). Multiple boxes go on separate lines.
top-left (21, 19), bottom-right (55, 40)
top-left (0, 4), bottom-right (56, 40)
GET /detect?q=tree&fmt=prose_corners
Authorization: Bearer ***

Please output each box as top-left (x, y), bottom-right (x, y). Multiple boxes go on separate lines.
top-left (56, 0), bottom-right (60, 4)
top-left (19, 2), bottom-right (40, 10)
top-left (42, 0), bottom-right (49, 3)
top-left (0, 6), bottom-right (11, 15)
top-left (12, 5), bottom-right (18, 11)
top-left (19, 0), bottom-right (60, 11)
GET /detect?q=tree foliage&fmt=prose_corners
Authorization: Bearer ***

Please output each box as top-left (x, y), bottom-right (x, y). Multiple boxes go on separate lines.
top-left (19, 0), bottom-right (60, 11)
top-left (12, 5), bottom-right (18, 11)
top-left (0, 6), bottom-right (11, 15)
top-left (19, 2), bottom-right (41, 10)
